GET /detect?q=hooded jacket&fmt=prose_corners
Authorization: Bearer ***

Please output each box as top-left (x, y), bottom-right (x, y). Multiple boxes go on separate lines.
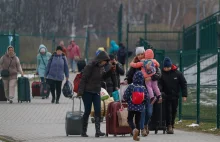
top-left (109, 40), bottom-right (119, 55)
top-left (0, 47), bottom-right (22, 80)
top-left (159, 64), bottom-right (187, 100)
top-left (124, 71), bottom-right (148, 112)
top-left (78, 51), bottom-right (110, 95)
top-left (36, 44), bottom-right (52, 77)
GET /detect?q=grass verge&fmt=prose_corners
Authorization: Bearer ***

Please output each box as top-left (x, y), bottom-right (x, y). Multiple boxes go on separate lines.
top-left (175, 120), bottom-right (220, 136)
top-left (0, 135), bottom-right (17, 142)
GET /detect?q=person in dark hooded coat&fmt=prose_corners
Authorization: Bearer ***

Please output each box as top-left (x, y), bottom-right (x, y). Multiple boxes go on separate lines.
top-left (77, 51), bottom-right (111, 137)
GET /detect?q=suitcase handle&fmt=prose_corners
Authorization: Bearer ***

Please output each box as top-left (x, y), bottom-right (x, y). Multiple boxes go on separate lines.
top-left (72, 96), bottom-right (82, 112)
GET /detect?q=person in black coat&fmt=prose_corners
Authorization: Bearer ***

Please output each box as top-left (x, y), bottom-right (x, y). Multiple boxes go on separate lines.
top-left (159, 57), bottom-right (187, 134)
top-left (103, 54), bottom-right (124, 96)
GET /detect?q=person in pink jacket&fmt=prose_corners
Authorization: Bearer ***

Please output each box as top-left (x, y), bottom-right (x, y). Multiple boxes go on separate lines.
top-left (67, 40), bottom-right (81, 73)
top-left (130, 49), bottom-right (162, 105)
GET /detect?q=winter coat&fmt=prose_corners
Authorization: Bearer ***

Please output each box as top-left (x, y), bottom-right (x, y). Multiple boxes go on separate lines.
top-left (130, 49), bottom-right (159, 78)
top-left (45, 52), bottom-right (69, 81)
top-left (126, 66), bottom-right (161, 84)
top-left (0, 52), bottom-right (22, 80)
top-left (67, 44), bottom-right (80, 59)
top-left (123, 71), bottom-right (148, 112)
top-left (36, 44), bottom-right (52, 78)
top-left (117, 46), bottom-right (126, 64)
top-left (103, 62), bottom-right (125, 94)
top-left (78, 51), bottom-right (111, 95)
top-left (159, 64), bottom-right (187, 100)
top-left (109, 40), bottom-right (119, 55)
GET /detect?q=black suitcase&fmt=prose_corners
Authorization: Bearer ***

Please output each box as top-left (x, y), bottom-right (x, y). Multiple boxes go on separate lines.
top-left (148, 99), bottom-right (166, 134)
top-left (77, 60), bottom-right (86, 72)
top-left (17, 77), bottom-right (31, 103)
top-left (65, 96), bottom-right (83, 136)
top-left (0, 79), bottom-right (7, 101)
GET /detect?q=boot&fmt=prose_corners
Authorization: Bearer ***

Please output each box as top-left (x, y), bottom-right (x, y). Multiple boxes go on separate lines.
top-left (133, 129), bottom-right (140, 141)
top-left (141, 129), bottom-right (147, 137)
top-left (167, 125), bottom-right (174, 134)
top-left (94, 116), bottom-right (105, 137)
top-left (144, 125), bottom-right (149, 135)
top-left (81, 116), bottom-right (89, 137)
top-left (51, 97), bottom-right (55, 103)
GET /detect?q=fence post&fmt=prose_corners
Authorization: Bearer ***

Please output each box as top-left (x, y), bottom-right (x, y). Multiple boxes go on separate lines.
top-left (85, 28), bottom-right (89, 63)
top-left (217, 47), bottom-right (220, 129)
top-left (52, 33), bottom-right (55, 52)
top-left (118, 4), bottom-right (123, 44)
top-left (196, 48), bottom-right (200, 124)
top-left (126, 23), bottom-right (129, 73)
top-left (144, 14), bottom-right (147, 40)
top-left (179, 50), bottom-right (183, 121)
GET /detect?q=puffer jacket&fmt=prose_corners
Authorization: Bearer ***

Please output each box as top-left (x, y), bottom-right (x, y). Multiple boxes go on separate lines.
top-left (124, 71), bottom-right (148, 112)
top-left (45, 52), bottom-right (69, 81)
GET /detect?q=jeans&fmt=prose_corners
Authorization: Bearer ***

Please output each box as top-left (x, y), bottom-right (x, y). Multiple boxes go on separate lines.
top-left (140, 100), bottom-right (153, 129)
top-left (127, 111), bottom-right (141, 131)
top-left (69, 58), bottom-right (77, 72)
top-left (40, 77), bottom-right (45, 82)
top-left (82, 92), bottom-right (101, 119)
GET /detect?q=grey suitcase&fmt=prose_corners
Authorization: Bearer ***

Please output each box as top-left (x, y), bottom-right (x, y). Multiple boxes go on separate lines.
top-left (65, 96), bottom-right (83, 136)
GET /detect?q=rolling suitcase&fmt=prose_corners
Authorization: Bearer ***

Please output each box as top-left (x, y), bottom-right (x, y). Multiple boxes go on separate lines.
top-left (17, 77), bottom-right (31, 103)
top-left (31, 74), bottom-right (41, 97)
top-left (106, 102), bottom-right (131, 137)
top-left (148, 99), bottom-right (166, 134)
top-left (77, 60), bottom-right (86, 72)
top-left (65, 96), bottom-right (83, 136)
top-left (0, 79), bottom-right (7, 101)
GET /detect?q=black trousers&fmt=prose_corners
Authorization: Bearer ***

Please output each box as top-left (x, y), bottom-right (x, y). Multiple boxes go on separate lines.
top-left (165, 99), bottom-right (179, 127)
top-left (47, 79), bottom-right (62, 101)
top-left (127, 111), bottom-right (141, 131)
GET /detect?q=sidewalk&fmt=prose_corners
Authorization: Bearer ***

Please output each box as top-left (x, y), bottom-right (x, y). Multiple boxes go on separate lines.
top-left (0, 73), bottom-right (219, 142)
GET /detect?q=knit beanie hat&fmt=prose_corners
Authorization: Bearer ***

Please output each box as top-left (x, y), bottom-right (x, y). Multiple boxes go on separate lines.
top-left (135, 46), bottom-right (145, 55)
top-left (56, 46), bottom-right (63, 51)
top-left (40, 48), bottom-right (46, 52)
top-left (163, 57), bottom-right (172, 67)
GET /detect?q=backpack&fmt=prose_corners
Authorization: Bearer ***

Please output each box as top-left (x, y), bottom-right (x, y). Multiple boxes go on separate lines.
top-left (142, 59), bottom-right (156, 75)
top-left (73, 72), bottom-right (83, 93)
top-left (131, 85), bottom-right (145, 104)
top-left (62, 80), bottom-right (73, 98)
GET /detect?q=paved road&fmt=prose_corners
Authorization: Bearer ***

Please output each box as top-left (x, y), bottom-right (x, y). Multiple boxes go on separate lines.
top-left (0, 73), bottom-right (219, 142)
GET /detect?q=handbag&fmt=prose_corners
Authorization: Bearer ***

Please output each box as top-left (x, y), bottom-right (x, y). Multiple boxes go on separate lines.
top-left (1, 58), bottom-right (13, 77)
top-left (117, 107), bottom-right (129, 127)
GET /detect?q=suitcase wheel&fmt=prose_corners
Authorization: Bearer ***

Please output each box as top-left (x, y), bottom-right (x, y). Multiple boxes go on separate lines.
top-left (155, 130), bottom-right (158, 134)
top-left (105, 134), bottom-right (108, 137)
top-left (91, 118), bottom-right (95, 123)
top-left (114, 134), bottom-right (117, 137)
top-left (66, 134), bottom-right (68, 136)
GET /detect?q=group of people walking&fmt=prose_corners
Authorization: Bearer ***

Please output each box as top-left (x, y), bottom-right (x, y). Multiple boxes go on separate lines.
top-left (77, 45), bottom-right (187, 141)
top-left (0, 40), bottom-right (187, 141)
top-left (0, 40), bottom-right (81, 104)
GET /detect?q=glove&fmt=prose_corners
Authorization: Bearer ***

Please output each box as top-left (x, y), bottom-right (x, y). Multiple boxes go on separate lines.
top-left (77, 93), bottom-right (83, 97)
top-left (157, 95), bottom-right (162, 104)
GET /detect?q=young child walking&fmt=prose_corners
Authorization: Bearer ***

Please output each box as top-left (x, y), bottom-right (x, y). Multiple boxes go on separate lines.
top-left (130, 49), bottom-right (162, 104)
top-left (124, 71), bottom-right (148, 141)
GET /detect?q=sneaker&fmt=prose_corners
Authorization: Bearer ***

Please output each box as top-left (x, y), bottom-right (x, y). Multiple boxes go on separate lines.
top-left (133, 129), bottom-right (139, 141)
